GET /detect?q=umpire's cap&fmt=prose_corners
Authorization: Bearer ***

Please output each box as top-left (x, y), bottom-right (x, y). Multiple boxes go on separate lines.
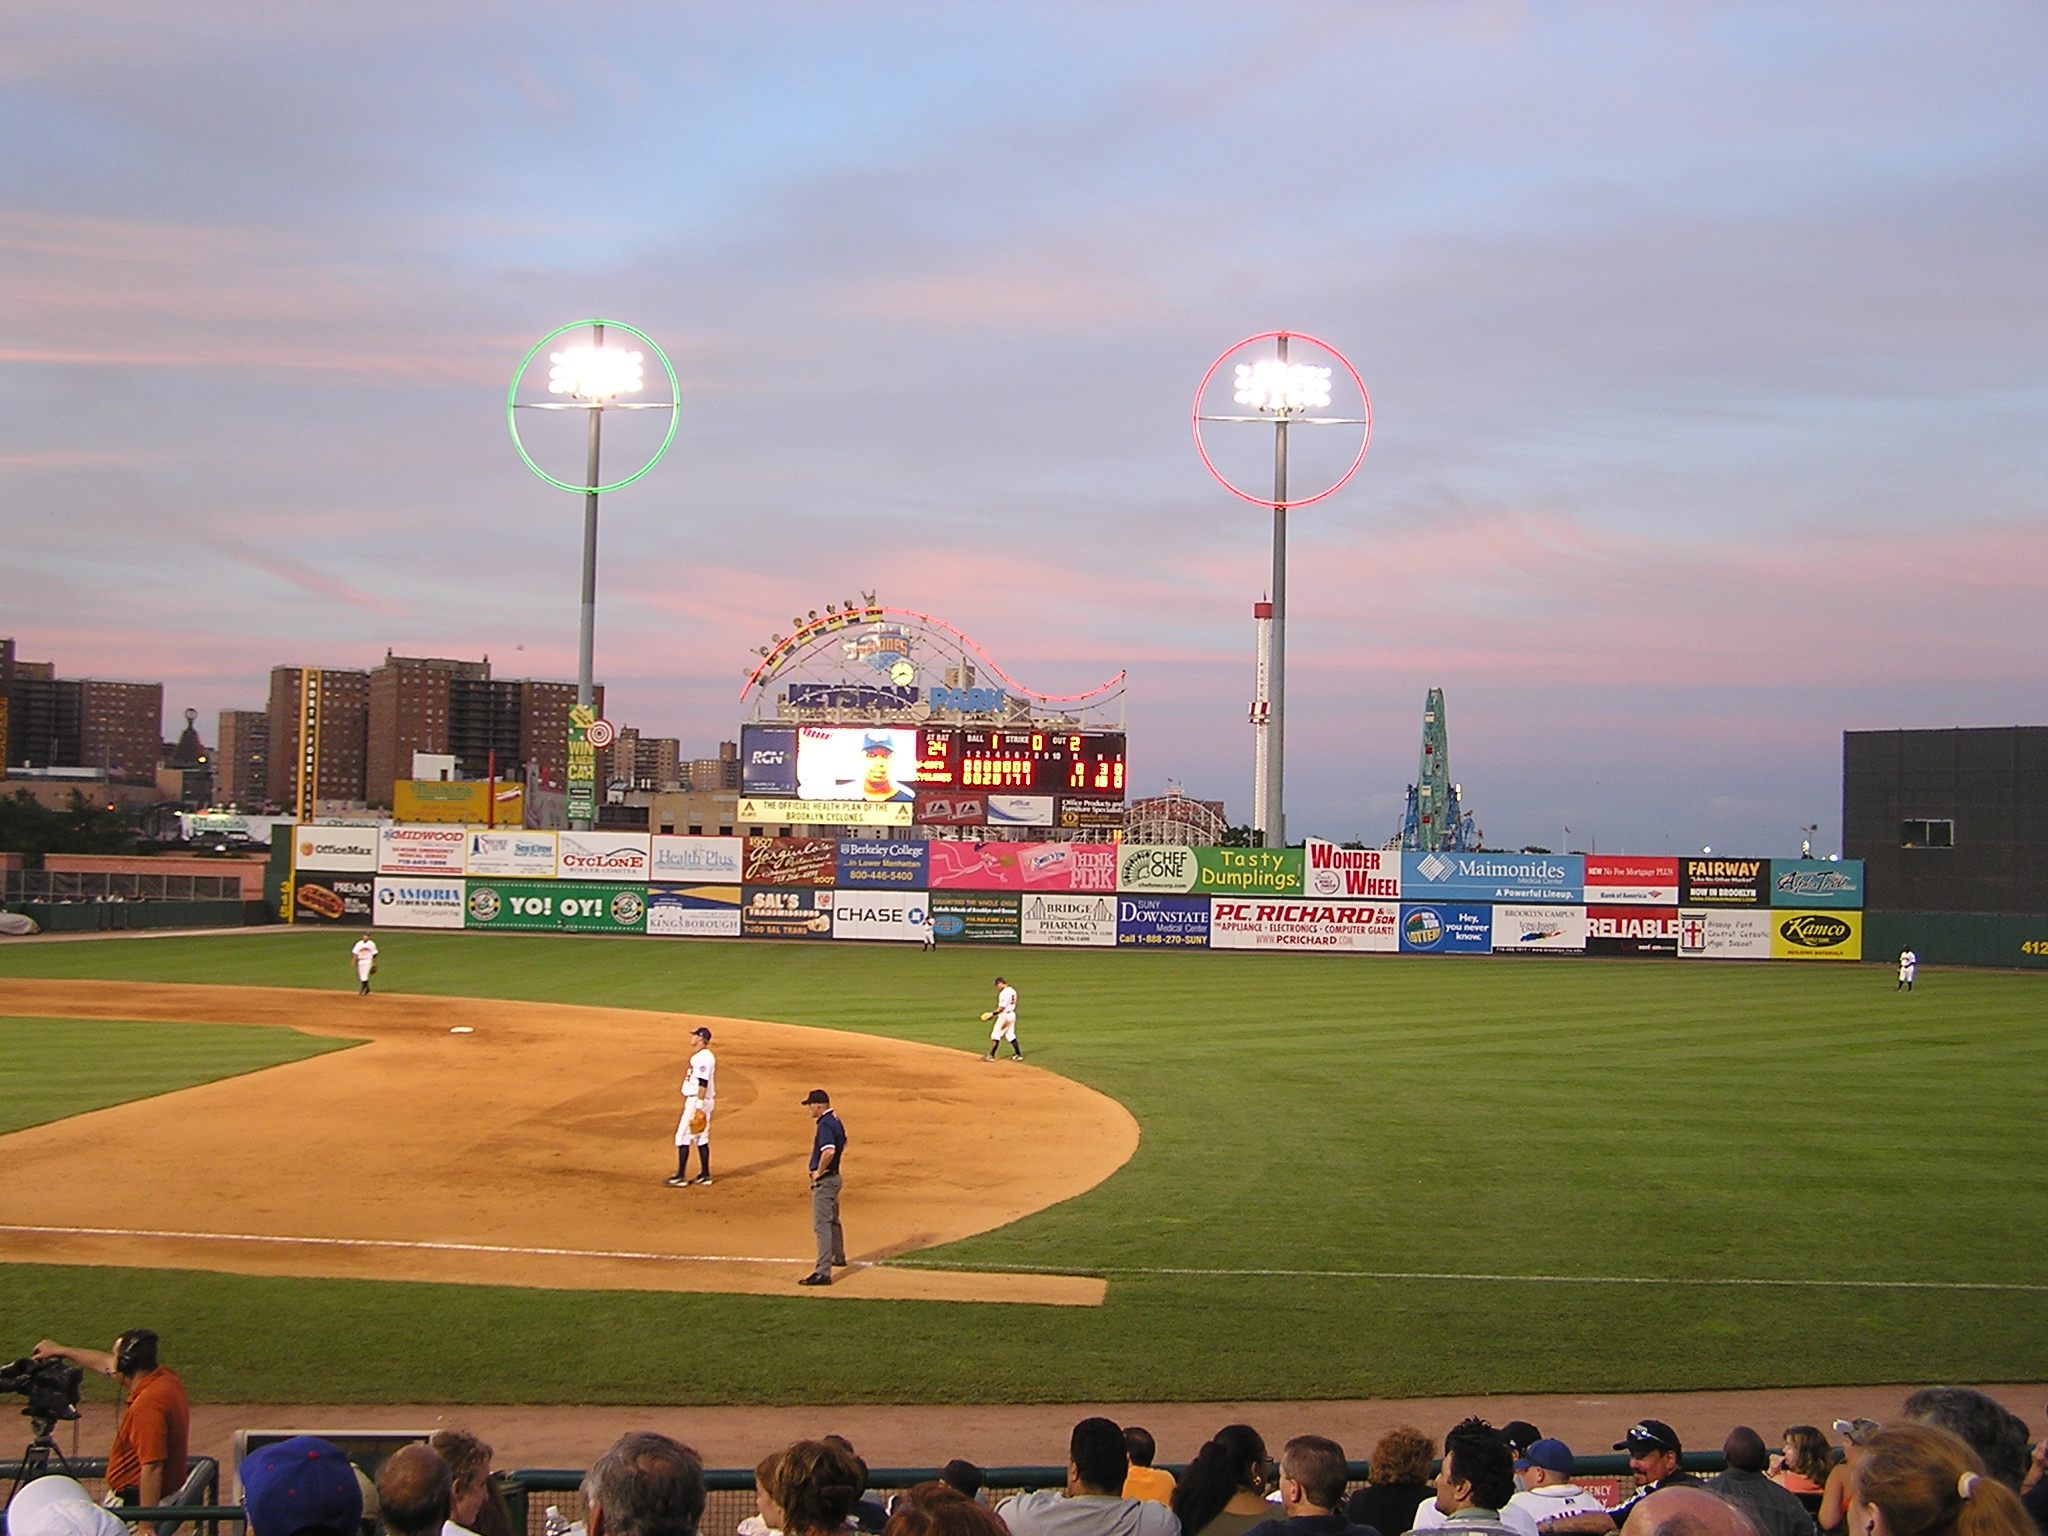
top-left (802, 1089), bottom-right (831, 1105)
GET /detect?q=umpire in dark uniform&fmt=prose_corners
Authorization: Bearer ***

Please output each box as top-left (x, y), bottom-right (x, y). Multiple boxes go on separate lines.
top-left (799, 1089), bottom-right (847, 1286)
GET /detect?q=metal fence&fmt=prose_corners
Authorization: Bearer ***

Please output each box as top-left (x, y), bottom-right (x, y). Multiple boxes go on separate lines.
top-left (2, 871), bottom-right (245, 902)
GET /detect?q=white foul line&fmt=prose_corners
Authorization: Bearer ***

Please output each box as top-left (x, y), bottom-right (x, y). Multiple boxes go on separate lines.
top-left (0, 1223), bottom-right (831, 1268)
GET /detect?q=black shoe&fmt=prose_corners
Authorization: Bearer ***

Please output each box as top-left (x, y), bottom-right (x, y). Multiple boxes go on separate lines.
top-left (798, 1273), bottom-right (831, 1286)
top-left (833, 1258), bottom-right (850, 1268)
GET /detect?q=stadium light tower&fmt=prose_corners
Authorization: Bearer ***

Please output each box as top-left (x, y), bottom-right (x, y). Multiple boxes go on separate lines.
top-left (1194, 333), bottom-right (1370, 849)
top-left (508, 319), bottom-right (678, 828)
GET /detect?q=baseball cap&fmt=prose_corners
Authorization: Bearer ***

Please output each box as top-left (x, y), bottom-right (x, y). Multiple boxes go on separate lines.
top-left (5, 1476), bottom-right (130, 1536)
top-left (1615, 1421), bottom-right (1682, 1453)
top-left (802, 1089), bottom-right (831, 1105)
top-left (1498, 1422), bottom-right (1542, 1457)
top-left (1832, 1419), bottom-right (1880, 1446)
top-left (240, 1435), bottom-right (364, 1536)
top-left (1516, 1440), bottom-right (1575, 1476)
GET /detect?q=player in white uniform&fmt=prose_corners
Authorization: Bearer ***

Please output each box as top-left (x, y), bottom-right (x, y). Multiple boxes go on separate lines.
top-left (350, 935), bottom-right (378, 996)
top-left (668, 1026), bottom-right (718, 1185)
top-left (983, 976), bottom-right (1021, 1061)
top-left (1898, 948), bottom-right (1917, 991)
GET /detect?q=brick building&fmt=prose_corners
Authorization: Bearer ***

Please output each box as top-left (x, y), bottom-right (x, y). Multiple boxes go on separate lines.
top-left (217, 710), bottom-right (270, 809)
top-left (2, 639), bottom-right (162, 785)
top-left (519, 679), bottom-right (600, 791)
top-left (266, 666), bottom-right (370, 809)
top-left (367, 653), bottom-right (491, 806)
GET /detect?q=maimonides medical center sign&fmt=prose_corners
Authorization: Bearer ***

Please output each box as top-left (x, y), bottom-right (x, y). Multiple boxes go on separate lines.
top-left (1401, 852), bottom-right (1582, 904)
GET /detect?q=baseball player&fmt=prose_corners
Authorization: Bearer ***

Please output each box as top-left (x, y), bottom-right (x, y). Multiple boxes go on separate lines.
top-left (981, 976), bottom-right (1021, 1061)
top-left (1898, 948), bottom-right (1917, 991)
top-left (668, 1027), bottom-right (717, 1185)
top-left (350, 935), bottom-right (378, 996)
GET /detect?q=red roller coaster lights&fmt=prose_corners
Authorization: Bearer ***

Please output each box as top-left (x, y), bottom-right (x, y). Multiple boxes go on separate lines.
top-left (740, 606), bottom-right (1126, 706)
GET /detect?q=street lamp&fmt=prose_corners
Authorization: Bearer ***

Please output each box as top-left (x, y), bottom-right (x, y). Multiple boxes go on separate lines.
top-left (1194, 332), bottom-right (1370, 849)
top-left (508, 319), bottom-right (678, 829)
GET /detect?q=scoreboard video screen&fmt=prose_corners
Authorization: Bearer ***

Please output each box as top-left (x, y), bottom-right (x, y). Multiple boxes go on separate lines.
top-left (916, 730), bottom-right (1126, 796)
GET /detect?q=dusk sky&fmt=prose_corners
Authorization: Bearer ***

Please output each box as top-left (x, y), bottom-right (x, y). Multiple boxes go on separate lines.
top-left (5, 4), bottom-right (2044, 852)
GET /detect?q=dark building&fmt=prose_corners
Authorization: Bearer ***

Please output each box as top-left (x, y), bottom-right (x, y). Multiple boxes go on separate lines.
top-left (1844, 727), bottom-right (2048, 915)
top-left (266, 666), bottom-right (371, 809)
top-left (518, 679), bottom-right (600, 791)
top-left (448, 676), bottom-right (525, 783)
top-left (2, 640), bottom-right (162, 784)
top-left (217, 710), bottom-right (269, 809)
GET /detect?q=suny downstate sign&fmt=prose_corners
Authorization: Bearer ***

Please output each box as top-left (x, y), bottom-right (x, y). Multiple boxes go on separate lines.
top-left (1402, 851), bottom-right (1582, 904)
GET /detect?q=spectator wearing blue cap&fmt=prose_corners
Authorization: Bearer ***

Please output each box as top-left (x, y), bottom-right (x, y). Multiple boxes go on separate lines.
top-left (241, 1436), bottom-right (363, 1536)
top-left (1503, 1443), bottom-right (1613, 1535)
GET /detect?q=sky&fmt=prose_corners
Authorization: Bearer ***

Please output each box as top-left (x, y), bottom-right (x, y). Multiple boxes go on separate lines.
top-left (3, 2), bottom-right (2045, 853)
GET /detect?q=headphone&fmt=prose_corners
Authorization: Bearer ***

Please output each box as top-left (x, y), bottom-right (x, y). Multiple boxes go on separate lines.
top-left (114, 1330), bottom-right (158, 1376)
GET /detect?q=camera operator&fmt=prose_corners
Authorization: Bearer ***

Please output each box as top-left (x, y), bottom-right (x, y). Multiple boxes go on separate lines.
top-left (33, 1330), bottom-right (189, 1509)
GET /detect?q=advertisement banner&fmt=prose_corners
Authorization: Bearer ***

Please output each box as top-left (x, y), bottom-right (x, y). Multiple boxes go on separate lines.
top-left (740, 886), bottom-right (834, 939)
top-left (392, 780), bottom-right (524, 826)
top-left (1117, 843), bottom-right (1199, 894)
top-left (465, 879), bottom-right (647, 934)
top-left (1020, 893), bottom-right (1118, 947)
top-left (294, 824), bottom-right (378, 873)
top-left (1403, 851), bottom-right (1583, 903)
top-left (737, 797), bottom-right (915, 828)
top-left (1116, 895), bottom-right (1211, 948)
top-left (649, 835), bottom-right (744, 884)
top-left (1584, 855), bottom-right (1680, 906)
top-left (1398, 902), bottom-right (1493, 955)
top-left (928, 890), bottom-right (1021, 944)
top-left (1057, 798), bottom-right (1126, 831)
top-left (926, 840), bottom-right (1118, 891)
top-left (1679, 858), bottom-right (1768, 907)
top-left (1194, 847), bottom-right (1305, 897)
top-left (1492, 904), bottom-right (1590, 953)
top-left (986, 795), bottom-right (1056, 827)
top-left (1211, 899), bottom-right (1399, 952)
top-left (566, 705), bottom-right (596, 826)
top-left (557, 830), bottom-right (651, 881)
top-left (744, 837), bottom-right (838, 886)
top-left (1586, 905), bottom-right (1681, 957)
top-left (1769, 859), bottom-right (1865, 909)
top-left (796, 725), bottom-right (921, 803)
top-left (378, 825), bottom-right (468, 877)
top-left (647, 884), bottom-right (741, 938)
top-left (831, 889), bottom-right (930, 943)
top-left (373, 875), bottom-right (465, 929)
top-left (915, 791), bottom-right (986, 827)
top-left (1304, 840), bottom-right (1401, 900)
top-left (1771, 909), bottom-right (1863, 961)
top-left (465, 830), bottom-right (558, 879)
top-left (739, 725), bottom-right (798, 798)
top-left (290, 873), bottom-right (373, 924)
top-left (1677, 908), bottom-right (1773, 960)
top-left (836, 840), bottom-right (929, 889)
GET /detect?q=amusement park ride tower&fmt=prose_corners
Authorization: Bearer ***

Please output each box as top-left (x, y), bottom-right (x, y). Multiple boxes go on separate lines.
top-left (1398, 687), bottom-right (1479, 852)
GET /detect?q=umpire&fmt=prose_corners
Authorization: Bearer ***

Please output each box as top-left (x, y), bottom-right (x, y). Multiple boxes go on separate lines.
top-left (799, 1089), bottom-right (847, 1287)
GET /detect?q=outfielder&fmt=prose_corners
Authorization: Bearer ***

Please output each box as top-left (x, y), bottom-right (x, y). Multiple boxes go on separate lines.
top-left (981, 975), bottom-right (1021, 1061)
top-left (1898, 948), bottom-right (1917, 992)
top-left (350, 935), bottom-right (378, 996)
top-left (668, 1026), bottom-right (717, 1186)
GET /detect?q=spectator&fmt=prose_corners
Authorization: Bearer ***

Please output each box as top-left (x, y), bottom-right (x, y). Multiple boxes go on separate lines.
top-left (1820, 1423), bottom-right (1881, 1536)
top-left (1609, 1423), bottom-right (1702, 1527)
top-left (887, 1498), bottom-right (1012, 1536)
top-left (1416, 1420), bottom-right (1537, 1536)
top-left (2020, 1413), bottom-right (2047, 1536)
top-left (1618, 1489), bottom-right (1758, 1536)
top-left (1774, 1432), bottom-right (1835, 1501)
top-left (742, 1450), bottom-right (788, 1536)
top-left (764, 1441), bottom-right (865, 1536)
top-left (1244, 1435), bottom-right (1374, 1536)
top-left (5, 1476), bottom-right (132, 1536)
top-left (1172, 1425), bottom-right (1273, 1536)
top-left (242, 1437), bottom-right (365, 1536)
top-left (1505, 1440), bottom-right (1614, 1535)
top-left (1849, 1424), bottom-right (2033, 1536)
top-left (379, 1444), bottom-right (454, 1536)
top-left (892, 1486), bottom-right (972, 1519)
top-left (997, 1416), bottom-right (1180, 1536)
top-left (1346, 1429), bottom-right (1437, 1536)
top-left (1499, 1431), bottom-right (1544, 1471)
top-left (34, 1331), bottom-right (189, 1510)
top-left (822, 1436), bottom-right (889, 1533)
top-left (582, 1432), bottom-right (707, 1536)
top-left (1127, 1430), bottom-right (1178, 1507)
top-left (1710, 1429), bottom-right (1819, 1536)
top-left (430, 1430), bottom-right (495, 1536)
top-left (1421, 1419), bottom-right (1519, 1536)
top-left (943, 1465), bottom-right (988, 1505)
top-left (1902, 1391), bottom-right (2033, 1495)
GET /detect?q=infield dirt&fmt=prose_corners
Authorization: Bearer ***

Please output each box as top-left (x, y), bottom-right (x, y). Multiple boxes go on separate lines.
top-left (0, 980), bottom-right (1136, 1305)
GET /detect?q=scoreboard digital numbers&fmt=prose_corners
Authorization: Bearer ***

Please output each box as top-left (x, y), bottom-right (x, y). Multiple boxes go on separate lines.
top-left (916, 730), bottom-right (1126, 796)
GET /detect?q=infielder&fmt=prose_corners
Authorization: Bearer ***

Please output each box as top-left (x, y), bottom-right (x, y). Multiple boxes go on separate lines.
top-left (350, 935), bottom-right (378, 996)
top-left (668, 1026), bottom-right (717, 1186)
top-left (1898, 948), bottom-right (1917, 992)
top-left (981, 975), bottom-right (1021, 1060)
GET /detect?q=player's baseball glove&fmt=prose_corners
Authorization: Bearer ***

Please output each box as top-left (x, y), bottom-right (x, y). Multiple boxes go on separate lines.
top-left (979, 1011), bottom-right (995, 1022)
top-left (688, 1109), bottom-right (708, 1135)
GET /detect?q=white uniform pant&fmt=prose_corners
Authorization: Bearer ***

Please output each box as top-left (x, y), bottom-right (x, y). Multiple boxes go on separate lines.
top-left (355, 958), bottom-right (374, 982)
top-left (990, 1011), bottom-right (1016, 1042)
top-left (675, 1099), bottom-right (713, 1147)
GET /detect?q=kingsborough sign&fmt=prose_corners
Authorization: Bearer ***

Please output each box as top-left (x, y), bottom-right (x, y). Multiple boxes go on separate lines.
top-left (1304, 840), bottom-right (1400, 899)
top-left (1771, 909), bottom-right (1862, 961)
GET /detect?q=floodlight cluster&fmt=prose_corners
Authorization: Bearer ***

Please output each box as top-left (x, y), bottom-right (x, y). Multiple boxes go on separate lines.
top-left (548, 345), bottom-right (645, 401)
top-left (1233, 359), bottom-right (1332, 413)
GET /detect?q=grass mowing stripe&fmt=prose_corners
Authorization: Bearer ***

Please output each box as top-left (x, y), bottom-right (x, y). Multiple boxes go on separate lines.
top-left (881, 1261), bottom-right (2048, 1292)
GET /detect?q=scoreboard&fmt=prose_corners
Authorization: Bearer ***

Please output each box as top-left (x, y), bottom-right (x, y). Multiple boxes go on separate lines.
top-left (917, 730), bottom-right (1126, 796)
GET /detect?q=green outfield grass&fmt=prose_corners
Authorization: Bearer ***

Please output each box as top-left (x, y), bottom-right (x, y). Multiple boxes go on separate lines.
top-left (2, 931), bottom-right (2044, 1404)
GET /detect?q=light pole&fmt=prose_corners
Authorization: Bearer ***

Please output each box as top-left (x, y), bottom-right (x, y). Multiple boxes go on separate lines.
top-left (508, 319), bottom-right (677, 829)
top-left (1194, 332), bottom-right (1370, 849)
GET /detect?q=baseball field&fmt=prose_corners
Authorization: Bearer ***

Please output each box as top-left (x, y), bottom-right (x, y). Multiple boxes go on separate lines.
top-left (1, 930), bottom-right (2044, 1408)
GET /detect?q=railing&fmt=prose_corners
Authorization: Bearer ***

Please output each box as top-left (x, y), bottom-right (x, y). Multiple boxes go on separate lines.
top-left (2, 872), bottom-right (245, 902)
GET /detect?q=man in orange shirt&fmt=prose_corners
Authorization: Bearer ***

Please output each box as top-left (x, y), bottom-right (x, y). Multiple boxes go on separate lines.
top-left (1123, 1427), bottom-right (1177, 1506)
top-left (35, 1330), bottom-right (189, 1508)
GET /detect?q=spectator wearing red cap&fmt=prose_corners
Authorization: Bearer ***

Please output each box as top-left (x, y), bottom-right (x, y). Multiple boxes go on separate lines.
top-left (1505, 1442), bottom-right (1613, 1535)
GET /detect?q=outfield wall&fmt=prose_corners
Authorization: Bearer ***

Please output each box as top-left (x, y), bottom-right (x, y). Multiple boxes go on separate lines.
top-left (277, 830), bottom-right (1874, 961)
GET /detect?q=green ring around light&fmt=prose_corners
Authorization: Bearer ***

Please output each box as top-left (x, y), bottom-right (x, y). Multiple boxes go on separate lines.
top-left (506, 318), bottom-right (680, 495)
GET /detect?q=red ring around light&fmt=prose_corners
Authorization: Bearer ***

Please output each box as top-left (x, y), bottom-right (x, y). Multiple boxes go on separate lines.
top-left (1192, 330), bottom-right (1372, 509)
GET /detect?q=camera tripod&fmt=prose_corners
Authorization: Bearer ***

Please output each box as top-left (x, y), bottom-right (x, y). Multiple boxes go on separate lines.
top-left (9, 1413), bottom-right (79, 1502)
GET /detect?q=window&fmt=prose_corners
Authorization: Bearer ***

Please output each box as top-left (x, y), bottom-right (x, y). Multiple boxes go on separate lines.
top-left (659, 823), bottom-right (674, 835)
top-left (720, 825), bottom-right (734, 836)
top-left (687, 824), bottom-right (703, 835)
top-left (1902, 818), bottom-right (1954, 848)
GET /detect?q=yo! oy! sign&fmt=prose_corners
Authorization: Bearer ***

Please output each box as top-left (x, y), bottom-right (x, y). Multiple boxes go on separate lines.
top-left (1304, 839), bottom-right (1400, 899)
